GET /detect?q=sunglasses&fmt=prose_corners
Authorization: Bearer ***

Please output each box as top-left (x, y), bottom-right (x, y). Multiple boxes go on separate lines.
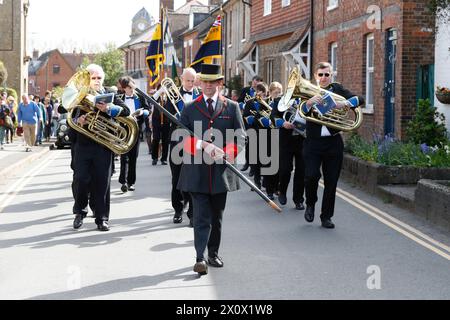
top-left (318, 73), bottom-right (331, 78)
top-left (91, 77), bottom-right (102, 80)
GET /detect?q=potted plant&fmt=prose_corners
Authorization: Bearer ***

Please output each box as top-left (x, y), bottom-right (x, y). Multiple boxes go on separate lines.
top-left (436, 86), bottom-right (450, 104)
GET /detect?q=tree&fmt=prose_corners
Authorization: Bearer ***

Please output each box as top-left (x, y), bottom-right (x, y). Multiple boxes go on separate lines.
top-left (93, 43), bottom-right (125, 87)
top-left (0, 60), bottom-right (7, 87)
top-left (427, 0), bottom-right (450, 32)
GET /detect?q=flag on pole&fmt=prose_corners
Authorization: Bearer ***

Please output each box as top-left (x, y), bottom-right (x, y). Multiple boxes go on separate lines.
top-left (190, 15), bottom-right (222, 72)
top-left (172, 55), bottom-right (181, 87)
top-left (146, 22), bottom-right (165, 86)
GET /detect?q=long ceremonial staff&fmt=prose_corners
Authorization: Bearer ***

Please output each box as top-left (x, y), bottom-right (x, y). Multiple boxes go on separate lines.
top-left (135, 87), bottom-right (282, 213)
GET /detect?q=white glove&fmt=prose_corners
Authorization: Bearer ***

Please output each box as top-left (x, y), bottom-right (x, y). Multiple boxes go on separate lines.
top-left (204, 143), bottom-right (225, 161)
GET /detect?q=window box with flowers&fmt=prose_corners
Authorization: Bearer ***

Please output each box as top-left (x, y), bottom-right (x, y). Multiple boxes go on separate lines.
top-left (436, 86), bottom-right (450, 104)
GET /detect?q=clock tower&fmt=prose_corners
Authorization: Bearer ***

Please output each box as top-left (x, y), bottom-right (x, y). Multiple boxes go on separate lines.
top-left (131, 7), bottom-right (154, 37)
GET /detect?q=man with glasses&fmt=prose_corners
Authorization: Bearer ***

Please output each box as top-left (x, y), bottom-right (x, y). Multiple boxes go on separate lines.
top-left (64, 64), bottom-right (130, 232)
top-left (302, 62), bottom-right (364, 229)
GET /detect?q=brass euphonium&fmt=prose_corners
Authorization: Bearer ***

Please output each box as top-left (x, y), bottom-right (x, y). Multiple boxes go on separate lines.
top-left (61, 70), bottom-right (139, 155)
top-left (279, 66), bottom-right (363, 132)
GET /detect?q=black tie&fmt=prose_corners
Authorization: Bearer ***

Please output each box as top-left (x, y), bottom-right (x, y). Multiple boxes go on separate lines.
top-left (184, 91), bottom-right (193, 96)
top-left (126, 96), bottom-right (134, 100)
top-left (207, 99), bottom-right (214, 116)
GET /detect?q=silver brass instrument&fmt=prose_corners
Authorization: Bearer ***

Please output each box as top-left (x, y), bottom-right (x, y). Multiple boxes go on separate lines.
top-left (62, 70), bottom-right (139, 155)
top-left (279, 66), bottom-right (363, 132)
top-left (153, 78), bottom-right (186, 117)
top-left (282, 100), bottom-right (307, 137)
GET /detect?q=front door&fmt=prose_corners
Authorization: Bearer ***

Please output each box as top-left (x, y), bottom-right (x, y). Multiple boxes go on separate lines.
top-left (384, 29), bottom-right (397, 136)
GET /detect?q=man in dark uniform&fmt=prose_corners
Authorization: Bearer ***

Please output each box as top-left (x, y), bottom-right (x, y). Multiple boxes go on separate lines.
top-left (117, 76), bottom-right (151, 193)
top-left (238, 75), bottom-right (263, 173)
top-left (151, 88), bottom-right (170, 166)
top-left (63, 64), bottom-right (131, 232)
top-left (301, 62), bottom-right (364, 229)
top-left (177, 64), bottom-right (246, 276)
top-left (166, 68), bottom-right (200, 227)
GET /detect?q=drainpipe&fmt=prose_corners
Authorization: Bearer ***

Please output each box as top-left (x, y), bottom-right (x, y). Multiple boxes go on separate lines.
top-left (309, 0), bottom-right (314, 79)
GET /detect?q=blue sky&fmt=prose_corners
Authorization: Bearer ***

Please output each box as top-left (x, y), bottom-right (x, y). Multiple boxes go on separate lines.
top-left (27, 0), bottom-right (207, 53)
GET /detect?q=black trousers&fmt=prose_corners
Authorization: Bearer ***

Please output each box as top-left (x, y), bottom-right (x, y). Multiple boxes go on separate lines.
top-left (279, 135), bottom-right (305, 204)
top-left (303, 134), bottom-right (344, 220)
top-left (152, 124), bottom-right (170, 161)
top-left (190, 192), bottom-right (227, 261)
top-left (119, 139), bottom-right (140, 186)
top-left (71, 143), bottom-right (96, 216)
top-left (169, 146), bottom-right (193, 218)
top-left (73, 142), bottom-right (112, 224)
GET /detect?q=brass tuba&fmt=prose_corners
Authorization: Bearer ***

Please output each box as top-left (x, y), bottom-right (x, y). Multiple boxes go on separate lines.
top-left (279, 66), bottom-right (363, 132)
top-left (62, 70), bottom-right (139, 155)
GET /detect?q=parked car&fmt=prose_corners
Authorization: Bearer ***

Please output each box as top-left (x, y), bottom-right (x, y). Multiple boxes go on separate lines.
top-left (54, 119), bottom-right (72, 149)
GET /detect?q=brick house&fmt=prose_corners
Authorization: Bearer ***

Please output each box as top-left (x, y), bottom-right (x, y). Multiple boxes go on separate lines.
top-left (313, 0), bottom-right (435, 141)
top-left (237, 0), bottom-right (312, 89)
top-left (28, 49), bottom-right (94, 98)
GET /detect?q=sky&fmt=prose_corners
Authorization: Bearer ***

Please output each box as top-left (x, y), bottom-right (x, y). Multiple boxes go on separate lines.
top-left (27, 0), bottom-right (207, 54)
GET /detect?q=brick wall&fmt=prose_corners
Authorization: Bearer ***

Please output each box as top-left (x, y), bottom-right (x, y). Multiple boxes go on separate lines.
top-left (251, 0), bottom-right (310, 39)
top-left (313, 0), bottom-right (435, 141)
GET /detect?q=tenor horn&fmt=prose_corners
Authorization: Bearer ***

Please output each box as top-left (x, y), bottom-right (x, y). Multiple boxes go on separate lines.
top-left (62, 70), bottom-right (139, 155)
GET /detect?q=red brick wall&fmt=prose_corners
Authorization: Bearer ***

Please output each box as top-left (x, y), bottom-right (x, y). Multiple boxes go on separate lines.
top-left (32, 51), bottom-right (75, 98)
top-left (251, 0), bottom-right (310, 37)
top-left (313, 0), bottom-right (434, 141)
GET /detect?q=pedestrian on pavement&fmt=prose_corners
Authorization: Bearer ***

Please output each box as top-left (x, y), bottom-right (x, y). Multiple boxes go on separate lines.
top-left (6, 96), bottom-right (17, 143)
top-left (0, 101), bottom-right (8, 150)
top-left (177, 64), bottom-right (246, 276)
top-left (32, 95), bottom-right (46, 146)
top-left (43, 97), bottom-right (53, 142)
top-left (63, 64), bottom-right (130, 232)
top-left (17, 94), bottom-right (41, 152)
top-left (301, 62), bottom-right (365, 229)
top-left (117, 76), bottom-right (151, 193)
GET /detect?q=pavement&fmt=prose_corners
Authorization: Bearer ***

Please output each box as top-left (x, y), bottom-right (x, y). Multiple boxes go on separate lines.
top-left (0, 138), bottom-right (55, 181)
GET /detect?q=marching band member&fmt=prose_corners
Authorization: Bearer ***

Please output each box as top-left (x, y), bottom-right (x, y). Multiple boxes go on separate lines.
top-left (238, 75), bottom-right (263, 174)
top-left (166, 68), bottom-right (201, 227)
top-left (177, 64), bottom-right (246, 276)
top-left (117, 76), bottom-right (151, 193)
top-left (151, 86), bottom-right (170, 166)
top-left (66, 64), bottom-right (130, 232)
top-left (271, 82), bottom-right (306, 210)
top-left (301, 62), bottom-right (365, 229)
top-left (243, 83), bottom-right (269, 190)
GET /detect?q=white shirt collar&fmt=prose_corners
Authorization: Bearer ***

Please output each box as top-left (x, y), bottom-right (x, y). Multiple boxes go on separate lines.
top-left (203, 92), bottom-right (219, 109)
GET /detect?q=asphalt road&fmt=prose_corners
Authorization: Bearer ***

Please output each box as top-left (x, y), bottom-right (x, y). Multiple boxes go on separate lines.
top-left (0, 142), bottom-right (449, 300)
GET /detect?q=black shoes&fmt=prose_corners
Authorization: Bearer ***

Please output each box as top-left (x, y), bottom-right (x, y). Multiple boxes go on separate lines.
top-left (240, 163), bottom-right (249, 172)
top-left (207, 256), bottom-right (224, 268)
top-left (152, 160), bottom-right (158, 166)
top-left (161, 161), bottom-right (168, 166)
top-left (267, 193), bottom-right (275, 201)
top-left (278, 193), bottom-right (287, 206)
top-left (97, 221), bottom-right (110, 232)
top-left (305, 206), bottom-right (315, 223)
top-left (193, 260), bottom-right (208, 275)
top-left (295, 202), bottom-right (305, 211)
top-left (321, 219), bottom-right (335, 229)
top-left (121, 184), bottom-right (128, 193)
top-left (173, 212), bottom-right (183, 224)
top-left (128, 184), bottom-right (135, 191)
top-left (73, 214), bottom-right (84, 229)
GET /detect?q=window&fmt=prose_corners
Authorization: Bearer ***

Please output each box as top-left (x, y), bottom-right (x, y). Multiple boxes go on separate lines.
top-left (53, 64), bottom-right (60, 74)
top-left (365, 34), bottom-right (375, 113)
top-left (264, 0), bottom-right (272, 16)
top-left (282, 0), bottom-right (290, 7)
top-left (327, 0), bottom-right (339, 11)
top-left (265, 59), bottom-right (274, 84)
top-left (330, 42), bottom-right (338, 82)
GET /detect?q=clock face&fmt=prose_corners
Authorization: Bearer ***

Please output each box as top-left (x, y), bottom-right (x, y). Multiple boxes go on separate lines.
top-left (138, 22), bottom-right (146, 31)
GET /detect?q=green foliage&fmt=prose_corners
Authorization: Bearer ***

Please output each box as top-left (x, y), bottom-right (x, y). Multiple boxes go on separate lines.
top-left (227, 75), bottom-right (243, 93)
top-left (4, 87), bottom-right (18, 102)
top-left (93, 43), bottom-right (125, 87)
top-left (0, 60), bottom-right (7, 86)
top-left (345, 134), bottom-right (450, 167)
top-left (52, 86), bottom-right (64, 101)
top-left (78, 56), bottom-right (93, 71)
top-left (406, 99), bottom-right (448, 146)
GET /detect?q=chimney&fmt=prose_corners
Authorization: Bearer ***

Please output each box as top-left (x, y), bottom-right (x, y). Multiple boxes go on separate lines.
top-left (33, 49), bottom-right (39, 59)
top-left (208, 0), bottom-right (222, 7)
top-left (161, 0), bottom-right (174, 11)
